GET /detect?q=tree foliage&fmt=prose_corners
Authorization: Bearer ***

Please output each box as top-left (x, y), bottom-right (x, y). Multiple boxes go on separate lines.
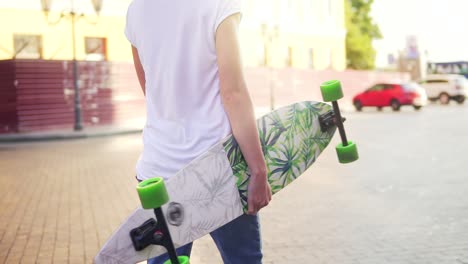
top-left (345, 0), bottom-right (382, 70)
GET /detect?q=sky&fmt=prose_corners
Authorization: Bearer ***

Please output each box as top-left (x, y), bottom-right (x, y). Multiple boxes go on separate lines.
top-left (371, 0), bottom-right (468, 66)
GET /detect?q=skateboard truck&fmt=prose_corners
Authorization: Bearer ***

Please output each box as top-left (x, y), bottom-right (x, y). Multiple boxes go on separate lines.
top-left (132, 178), bottom-right (190, 264)
top-left (319, 110), bottom-right (346, 133)
top-left (320, 80), bottom-right (359, 164)
top-left (130, 215), bottom-right (174, 254)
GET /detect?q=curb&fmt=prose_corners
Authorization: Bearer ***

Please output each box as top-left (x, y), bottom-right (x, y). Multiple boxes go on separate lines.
top-left (0, 128), bottom-right (142, 143)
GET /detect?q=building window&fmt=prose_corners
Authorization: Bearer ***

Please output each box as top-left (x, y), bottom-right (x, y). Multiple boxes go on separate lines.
top-left (258, 42), bottom-right (266, 66)
top-left (304, 0), bottom-right (315, 29)
top-left (13, 35), bottom-right (42, 59)
top-left (308, 48), bottom-right (315, 69)
top-left (325, 48), bottom-right (333, 69)
top-left (286, 46), bottom-right (293, 67)
top-left (327, 0), bottom-right (333, 16)
top-left (85, 37), bottom-right (107, 61)
top-left (287, 0), bottom-right (296, 25)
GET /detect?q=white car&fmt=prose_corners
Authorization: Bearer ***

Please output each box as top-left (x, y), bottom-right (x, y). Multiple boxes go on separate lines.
top-left (419, 74), bottom-right (468, 104)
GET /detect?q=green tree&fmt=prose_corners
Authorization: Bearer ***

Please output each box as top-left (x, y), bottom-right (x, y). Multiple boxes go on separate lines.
top-left (345, 0), bottom-right (382, 70)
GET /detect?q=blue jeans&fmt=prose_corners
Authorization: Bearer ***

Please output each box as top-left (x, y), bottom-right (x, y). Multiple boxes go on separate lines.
top-left (148, 214), bottom-right (263, 264)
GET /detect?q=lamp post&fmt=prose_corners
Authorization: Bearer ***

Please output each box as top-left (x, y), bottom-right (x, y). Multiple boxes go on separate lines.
top-left (261, 23), bottom-right (279, 111)
top-left (41, 0), bottom-right (102, 131)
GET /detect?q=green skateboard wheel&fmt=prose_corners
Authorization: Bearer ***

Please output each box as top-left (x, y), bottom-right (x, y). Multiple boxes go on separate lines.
top-left (163, 256), bottom-right (190, 264)
top-left (137, 177), bottom-right (169, 209)
top-left (336, 141), bottom-right (359, 164)
top-left (320, 80), bottom-right (344, 102)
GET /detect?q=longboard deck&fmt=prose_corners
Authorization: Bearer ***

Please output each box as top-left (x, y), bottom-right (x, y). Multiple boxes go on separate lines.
top-left (95, 101), bottom-right (336, 264)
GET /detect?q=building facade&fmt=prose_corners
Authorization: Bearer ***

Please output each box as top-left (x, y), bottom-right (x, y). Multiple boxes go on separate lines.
top-left (0, 0), bottom-right (346, 70)
top-left (241, 0), bottom-right (346, 70)
top-left (0, 0), bottom-right (131, 62)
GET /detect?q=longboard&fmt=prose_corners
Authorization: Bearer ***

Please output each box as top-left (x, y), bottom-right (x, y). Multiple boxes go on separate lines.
top-left (95, 81), bottom-right (359, 264)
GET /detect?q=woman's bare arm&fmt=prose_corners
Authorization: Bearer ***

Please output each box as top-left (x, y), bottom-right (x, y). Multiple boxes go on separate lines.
top-left (215, 14), bottom-right (271, 215)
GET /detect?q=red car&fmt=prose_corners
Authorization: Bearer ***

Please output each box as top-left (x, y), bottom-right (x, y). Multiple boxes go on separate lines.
top-left (353, 82), bottom-right (428, 111)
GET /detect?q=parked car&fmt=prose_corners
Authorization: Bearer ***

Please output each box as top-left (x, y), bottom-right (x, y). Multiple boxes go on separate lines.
top-left (418, 74), bottom-right (468, 104)
top-left (353, 82), bottom-right (428, 111)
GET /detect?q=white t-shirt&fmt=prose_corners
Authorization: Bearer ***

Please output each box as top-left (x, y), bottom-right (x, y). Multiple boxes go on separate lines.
top-left (125, 0), bottom-right (241, 180)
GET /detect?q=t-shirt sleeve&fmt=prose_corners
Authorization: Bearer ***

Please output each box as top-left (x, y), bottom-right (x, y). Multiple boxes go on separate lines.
top-left (214, 0), bottom-right (242, 32)
top-left (124, 2), bottom-right (137, 46)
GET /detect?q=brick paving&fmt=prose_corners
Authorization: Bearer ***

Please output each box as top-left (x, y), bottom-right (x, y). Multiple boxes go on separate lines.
top-left (1, 104), bottom-right (468, 264)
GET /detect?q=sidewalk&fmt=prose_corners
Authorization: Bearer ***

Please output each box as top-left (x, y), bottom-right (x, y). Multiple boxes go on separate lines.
top-left (1, 107), bottom-right (468, 263)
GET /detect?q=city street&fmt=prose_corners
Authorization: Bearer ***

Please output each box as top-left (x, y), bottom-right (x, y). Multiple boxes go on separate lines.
top-left (1, 103), bottom-right (468, 264)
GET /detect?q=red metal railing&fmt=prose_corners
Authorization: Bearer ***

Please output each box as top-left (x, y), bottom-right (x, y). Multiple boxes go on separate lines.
top-left (0, 60), bottom-right (18, 134)
top-left (0, 59), bottom-right (145, 134)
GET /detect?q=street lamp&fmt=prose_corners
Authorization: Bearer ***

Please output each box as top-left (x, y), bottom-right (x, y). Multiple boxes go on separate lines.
top-left (40, 0), bottom-right (52, 13)
top-left (40, 0), bottom-right (102, 131)
top-left (261, 23), bottom-right (279, 111)
top-left (91, 0), bottom-right (103, 13)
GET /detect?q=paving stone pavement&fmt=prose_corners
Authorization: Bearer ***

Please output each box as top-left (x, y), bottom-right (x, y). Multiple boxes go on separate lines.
top-left (1, 104), bottom-right (468, 264)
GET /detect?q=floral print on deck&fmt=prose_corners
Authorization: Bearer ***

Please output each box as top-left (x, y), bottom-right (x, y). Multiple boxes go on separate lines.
top-left (223, 101), bottom-right (336, 212)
